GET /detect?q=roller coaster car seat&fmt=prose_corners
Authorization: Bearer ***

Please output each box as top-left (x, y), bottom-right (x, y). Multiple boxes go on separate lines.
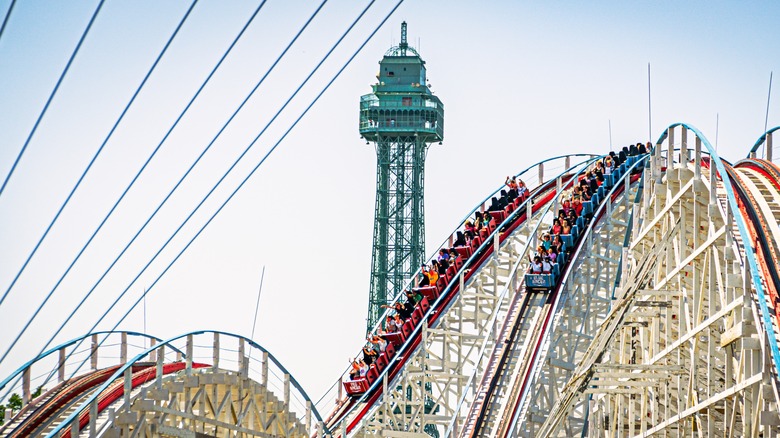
top-left (375, 353), bottom-right (388, 372)
top-left (402, 320), bottom-right (414, 339)
top-left (454, 255), bottom-right (463, 269)
top-left (446, 265), bottom-right (457, 278)
top-left (366, 367), bottom-right (379, 384)
top-left (488, 219), bottom-right (497, 234)
top-left (470, 236), bottom-right (482, 252)
top-left (411, 307), bottom-right (424, 325)
top-left (454, 246), bottom-right (471, 260)
top-left (381, 331), bottom-right (405, 348)
top-left (479, 227), bottom-right (490, 240)
top-left (490, 210), bottom-right (506, 223)
top-left (436, 277), bottom-right (448, 291)
top-left (505, 202), bottom-right (515, 215)
top-left (414, 286), bottom-right (439, 302)
top-left (384, 341), bottom-right (396, 358)
top-left (418, 296), bottom-right (430, 314)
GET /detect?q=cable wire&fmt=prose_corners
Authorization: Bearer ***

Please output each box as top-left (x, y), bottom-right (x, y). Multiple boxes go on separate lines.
top-left (0, 0), bottom-right (269, 366)
top-left (0, 0), bottom-right (104, 200)
top-left (104, 0), bottom-right (401, 348)
top-left (2, 0), bottom-right (329, 378)
top-left (0, 0), bottom-right (16, 44)
top-left (0, 1), bottom-right (198, 362)
top-left (56, 0), bottom-right (394, 387)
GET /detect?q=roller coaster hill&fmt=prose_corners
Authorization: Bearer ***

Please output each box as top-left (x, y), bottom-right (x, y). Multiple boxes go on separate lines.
top-left (2, 124), bottom-right (780, 437)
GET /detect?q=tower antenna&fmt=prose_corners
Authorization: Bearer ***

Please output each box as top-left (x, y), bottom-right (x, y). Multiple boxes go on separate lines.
top-left (400, 21), bottom-right (408, 54)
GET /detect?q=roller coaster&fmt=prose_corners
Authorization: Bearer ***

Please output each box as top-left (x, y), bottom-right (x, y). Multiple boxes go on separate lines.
top-left (2, 123), bottom-right (780, 437)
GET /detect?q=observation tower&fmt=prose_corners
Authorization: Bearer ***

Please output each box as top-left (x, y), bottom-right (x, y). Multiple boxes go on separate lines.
top-left (360, 22), bottom-right (444, 330)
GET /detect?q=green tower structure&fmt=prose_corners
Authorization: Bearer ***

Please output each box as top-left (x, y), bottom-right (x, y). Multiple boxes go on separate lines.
top-left (360, 22), bottom-right (444, 331)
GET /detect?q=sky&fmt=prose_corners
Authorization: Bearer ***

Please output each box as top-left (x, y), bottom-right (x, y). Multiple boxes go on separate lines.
top-left (0, 0), bottom-right (778, 411)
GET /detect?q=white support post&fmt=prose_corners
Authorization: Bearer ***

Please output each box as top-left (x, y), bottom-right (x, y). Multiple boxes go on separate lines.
top-left (22, 367), bottom-right (30, 404)
top-left (91, 334), bottom-right (99, 371)
top-left (694, 137), bottom-right (701, 180)
top-left (90, 398), bottom-right (98, 436)
top-left (58, 347), bottom-right (66, 383)
top-left (124, 367), bottom-right (132, 411)
top-left (238, 338), bottom-right (248, 378)
top-left (284, 373), bottom-right (291, 408)
top-left (768, 132), bottom-right (774, 162)
top-left (538, 162), bottom-right (544, 184)
top-left (213, 332), bottom-right (220, 369)
top-left (654, 139), bottom-right (663, 184)
top-left (680, 127), bottom-right (688, 165)
top-left (149, 338), bottom-right (157, 362)
top-left (156, 345), bottom-right (165, 390)
top-left (121, 332), bottom-right (128, 364)
top-left (186, 334), bottom-right (193, 375)
top-left (306, 400), bottom-right (312, 434)
top-left (565, 155), bottom-right (571, 170)
top-left (667, 127), bottom-right (675, 170)
top-left (262, 351), bottom-right (269, 387)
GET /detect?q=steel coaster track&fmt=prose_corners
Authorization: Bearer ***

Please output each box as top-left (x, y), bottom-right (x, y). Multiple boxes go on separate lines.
top-left (322, 155), bottom-right (601, 436)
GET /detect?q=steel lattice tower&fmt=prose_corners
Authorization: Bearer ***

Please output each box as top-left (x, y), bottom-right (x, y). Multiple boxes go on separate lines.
top-left (360, 22), bottom-right (444, 330)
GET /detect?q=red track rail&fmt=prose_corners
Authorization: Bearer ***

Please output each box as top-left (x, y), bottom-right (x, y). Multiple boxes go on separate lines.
top-left (728, 160), bottom-right (780, 333)
top-left (324, 177), bottom-right (567, 435)
top-left (56, 362), bottom-right (210, 438)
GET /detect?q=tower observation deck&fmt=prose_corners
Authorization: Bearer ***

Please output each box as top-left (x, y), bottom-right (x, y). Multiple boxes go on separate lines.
top-left (361, 22), bottom-right (444, 330)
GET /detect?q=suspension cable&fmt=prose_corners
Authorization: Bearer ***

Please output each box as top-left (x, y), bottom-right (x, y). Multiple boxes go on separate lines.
top-left (103, 0), bottom-right (402, 350)
top-left (0, 0), bottom-right (270, 367)
top-left (54, 0), bottom-right (395, 388)
top-left (0, 0), bottom-right (197, 334)
top-left (0, 0), bottom-right (16, 44)
top-left (1, 0), bottom-right (331, 377)
top-left (0, 0), bottom-right (104, 200)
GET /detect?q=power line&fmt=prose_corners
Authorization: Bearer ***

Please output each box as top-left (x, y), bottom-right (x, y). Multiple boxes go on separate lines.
top-left (0, 0), bottom-right (16, 44)
top-left (0, 0), bottom-right (197, 324)
top-left (0, 0), bottom-right (105, 200)
top-left (0, 0), bottom-right (269, 367)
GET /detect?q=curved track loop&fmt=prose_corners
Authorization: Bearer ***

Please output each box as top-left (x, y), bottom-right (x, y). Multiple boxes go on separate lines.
top-left (1, 331), bottom-right (322, 438)
top-left (533, 124), bottom-right (780, 437)
top-left (747, 126), bottom-right (779, 161)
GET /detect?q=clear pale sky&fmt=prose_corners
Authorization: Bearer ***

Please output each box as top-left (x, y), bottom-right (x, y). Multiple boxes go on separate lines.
top-left (0, 0), bottom-right (778, 405)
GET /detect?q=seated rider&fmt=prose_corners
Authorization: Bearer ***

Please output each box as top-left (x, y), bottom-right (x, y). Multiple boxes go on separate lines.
top-left (529, 256), bottom-right (543, 274)
top-left (541, 256), bottom-right (552, 274)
